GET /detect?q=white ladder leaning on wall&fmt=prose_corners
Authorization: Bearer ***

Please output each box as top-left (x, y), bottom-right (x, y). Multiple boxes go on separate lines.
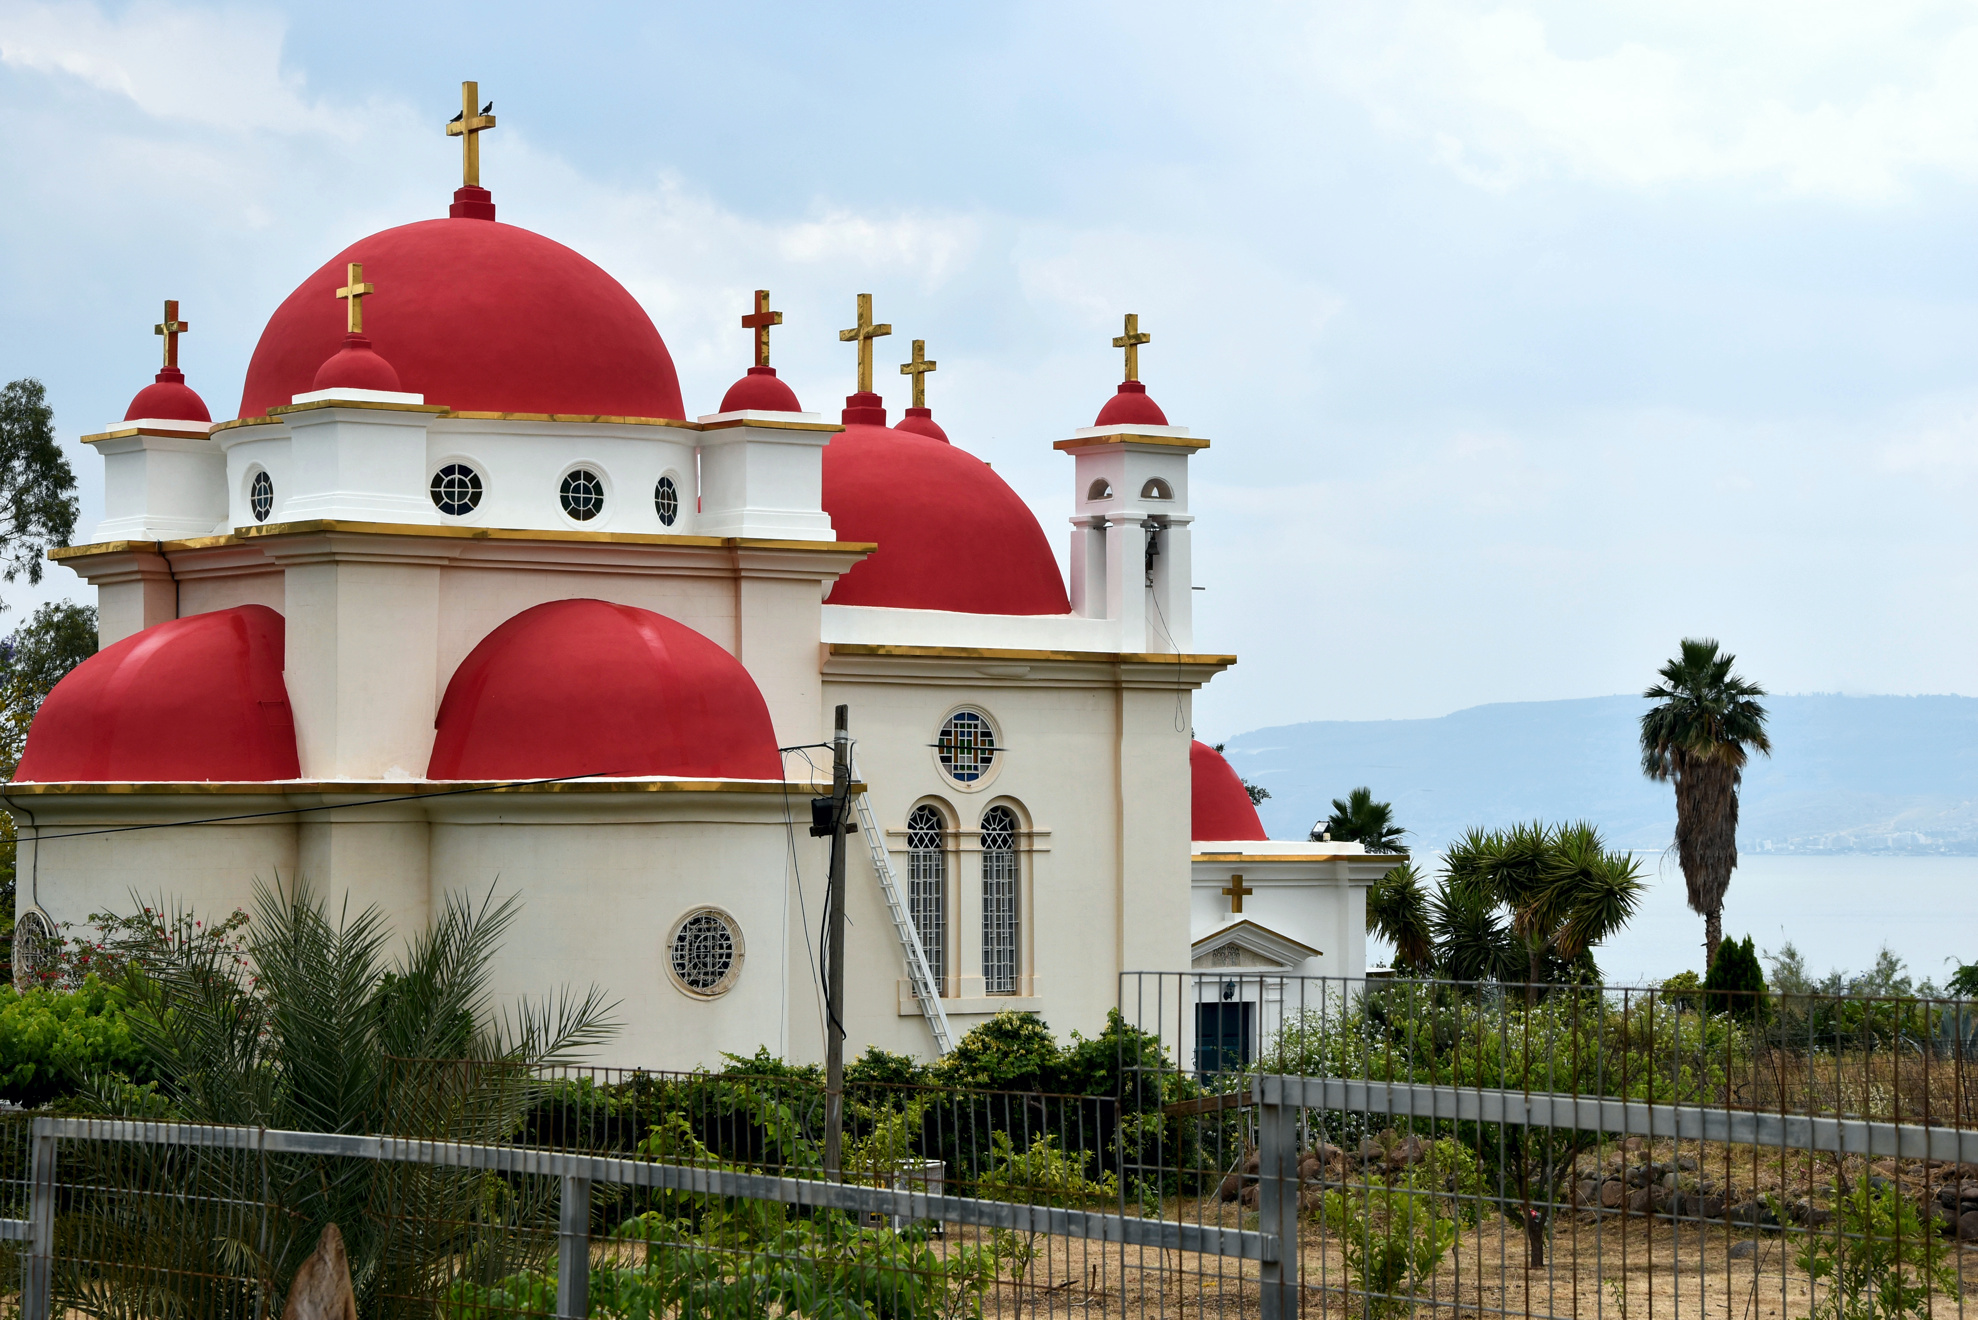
top-left (850, 761), bottom-right (955, 1056)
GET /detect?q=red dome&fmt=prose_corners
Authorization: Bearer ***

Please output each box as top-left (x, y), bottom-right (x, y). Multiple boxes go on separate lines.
top-left (15, 605), bottom-right (297, 782)
top-left (893, 408), bottom-right (949, 443)
top-left (719, 366), bottom-right (803, 413)
top-left (124, 367), bottom-right (211, 423)
top-left (1095, 380), bottom-right (1169, 427)
top-left (822, 419), bottom-right (1069, 615)
top-left (1191, 740), bottom-right (1267, 842)
top-left (428, 598), bottom-right (782, 781)
top-left (312, 333), bottom-right (403, 392)
top-left (237, 216), bottom-right (685, 420)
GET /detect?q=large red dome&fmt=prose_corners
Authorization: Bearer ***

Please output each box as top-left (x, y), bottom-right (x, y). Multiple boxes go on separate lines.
top-left (428, 599), bottom-right (782, 781)
top-left (822, 420), bottom-right (1069, 615)
top-left (1191, 740), bottom-right (1267, 842)
top-left (237, 217), bottom-right (685, 421)
top-left (15, 606), bottom-right (298, 782)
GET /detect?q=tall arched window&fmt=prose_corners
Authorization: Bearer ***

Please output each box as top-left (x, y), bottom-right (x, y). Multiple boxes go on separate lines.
top-left (980, 806), bottom-right (1020, 995)
top-left (907, 805), bottom-right (946, 984)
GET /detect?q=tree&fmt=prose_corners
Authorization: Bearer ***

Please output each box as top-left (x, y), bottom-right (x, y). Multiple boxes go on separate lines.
top-left (1318, 786), bottom-right (1406, 851)
top-left (1213, 742), bottom-right (1270, 805)
top-left (0, 380), bottom-right (78, 588)
top-left (1702, 933), bottom-right (1767, 1019)
top-left (0, 600), bottom-right (97, 772)
top-left (1640, 638), bottom-right (1771, 970)
top-left (1368, 822), bottom-right (1644, 993)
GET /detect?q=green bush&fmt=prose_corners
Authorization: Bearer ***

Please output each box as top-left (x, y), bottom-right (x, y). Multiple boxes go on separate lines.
top-left (1703, 935), bottom-right (1767, 1020)
top-left (1786, 1179), bottom-right (1956, 1320)
top-left (0, 975), bottom-right (146, 1105)
top-left (1320, 1182), bottom-right (1458, 1320)
top-left (1660, 970), bottom-right (1704, 1013)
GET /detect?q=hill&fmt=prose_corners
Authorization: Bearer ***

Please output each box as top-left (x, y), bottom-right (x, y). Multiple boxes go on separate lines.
top-left (1221, 694), bottom-right (1978, 855)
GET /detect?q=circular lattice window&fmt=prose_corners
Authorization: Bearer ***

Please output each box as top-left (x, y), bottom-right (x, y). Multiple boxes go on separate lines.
top-left (430, 463), bottom-right (483, 516)
top-left (560, 468), bottom-right (605, 521)
top-left (935, 709), bottom-right (997, 785)
top-left (667, 908), bottom-right (743, 997)
top-left (655, 475), bottom-right (680, 527)
top-left (249, 470), bottom-right (274, 523)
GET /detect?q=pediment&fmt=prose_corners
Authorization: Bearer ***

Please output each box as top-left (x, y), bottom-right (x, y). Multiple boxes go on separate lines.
top-left (1190, 919), bottom-right (1320, 971)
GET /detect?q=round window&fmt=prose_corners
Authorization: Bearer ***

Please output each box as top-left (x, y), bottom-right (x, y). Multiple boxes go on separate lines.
top-left (250, 470), bottom-right (273, 523)
top-left (430, 463), bottom-right (483, 516)
top-left (655, 475), bottom-right (680, 527)
top-left (936, 710), bottom-right (997, 783)
top-left (669, 908), bottom-right (742, 996)
top-left (560, 468), bottom-right (605, 521)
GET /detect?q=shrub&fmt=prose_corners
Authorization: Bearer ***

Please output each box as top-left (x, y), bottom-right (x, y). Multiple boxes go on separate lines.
top-left (1704, 935), bottom-right (1767, 1020)
top-left (1787, 1179), bottom-right (1956, 1320)
top-left (1319, 1182), bottom-right (1458, 1320)
top-left (0, 976), bottom-right (147, 1105)
top-left (1660, 970), bottom-right (1704, 1013)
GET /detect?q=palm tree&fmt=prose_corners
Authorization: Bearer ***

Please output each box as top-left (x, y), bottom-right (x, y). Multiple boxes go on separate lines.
top-left (1445, 821), bottom-right (1645, 999)
top-left (1640, 638), bottom-right (1771, 971)
top-left (1317, 786), bottom-right (1407, 852)
top-left (1366, 861), bottom-right (1434, 972)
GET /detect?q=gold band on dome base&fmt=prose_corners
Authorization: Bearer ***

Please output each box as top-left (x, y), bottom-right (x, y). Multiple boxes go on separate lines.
top-left (50, 522), bottom-right (878, 561)
top-left (0, 778), bottom-right (860, 797)
top-left (828, 642), bottom-right (1236, 666)
top-left (1053, 432), bottom-right (1211, 452)
top-left (208, 405), bottom-right (842, 436)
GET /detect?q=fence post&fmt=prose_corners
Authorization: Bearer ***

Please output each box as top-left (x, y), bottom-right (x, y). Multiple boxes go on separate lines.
top-left (22, 1118), bottom-right (56, 1320)
top-left (556, 1175), bottom-right (591, 1320)
top-left (1256, 1075), bottom-right (1300, 1320)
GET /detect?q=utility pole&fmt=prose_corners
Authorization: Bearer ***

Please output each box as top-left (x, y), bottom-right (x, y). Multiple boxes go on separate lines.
top-left (821, 704), bottom-right (851, 1179)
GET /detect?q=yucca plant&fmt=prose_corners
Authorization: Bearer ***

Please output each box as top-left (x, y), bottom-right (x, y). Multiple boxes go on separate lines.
top-left (61, 875), bottom-right (615, 1320)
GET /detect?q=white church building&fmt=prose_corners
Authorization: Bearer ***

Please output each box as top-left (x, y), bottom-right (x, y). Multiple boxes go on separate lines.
top-left (5, 92), bottom-right (1396, 1071)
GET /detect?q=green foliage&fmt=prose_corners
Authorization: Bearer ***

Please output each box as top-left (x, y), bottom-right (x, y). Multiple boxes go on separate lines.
top-left (0, 976), bottom-right (147, 1105)
top-left (1320, 1181), bottom-right (1458, 1320)
top-left (976, 1131), bottom-right (1118, 1286)
top-left (1320, 787), bottom-right (1406, 852)
top-left (63, 877), bottom-right (616, 1319)
top-left (1948, 961), bottom-right (1978, 1000)
top-left (1371, 822), bottom-right (1643, 989)
top-left (846, 1045), bottom-right (927, 1089)
top-left (447, 1210), bottom-right (998, 1320)
top-left (0, 599), bottom-right (97, 936)
top-left (1786, 1179), bottom-right (1956, 1320)
top-left (928, 1010), bottom-right (1060, 1092)
top-left (1661, 970), bottom-right (1704, 1013)
top-left (0, 379), bottom-right (78, 589)
top-left (1703, 934), bottom-right (1768, 1019)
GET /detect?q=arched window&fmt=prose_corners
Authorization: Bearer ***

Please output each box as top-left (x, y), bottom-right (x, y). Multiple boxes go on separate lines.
top-left (980, 805), bottom-right (1020, 995)
top-left (1140, 477), bottom-right (1173, 500)
top-left (907, 805), bottom-right (946, 984)
top-left (1087, 478), bottom-right (1114, 501)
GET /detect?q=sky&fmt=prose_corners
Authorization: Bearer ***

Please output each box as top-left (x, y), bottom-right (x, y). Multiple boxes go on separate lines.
top-left (4, 0), bottom-right (1978, 736)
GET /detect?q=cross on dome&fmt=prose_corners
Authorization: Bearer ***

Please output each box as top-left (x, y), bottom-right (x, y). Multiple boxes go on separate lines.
top-left (1113, 312), bottom-right (1151, 382)
top-left (335, 263), bottom-right (376, 334)
top-left (153, 300), bottom-right (189, 370)
top-left (900, 339), bottom-right (937, 409)
top-left (838, 294), bottom-right (892, 394)
top-left (742, 289), bottom-right (783, 368)
top-left (445, 81), bottom-right (497, 189)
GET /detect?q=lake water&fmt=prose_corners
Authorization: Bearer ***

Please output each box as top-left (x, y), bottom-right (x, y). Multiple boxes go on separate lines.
top-left (1380, 854), bottom-right (1977, 988)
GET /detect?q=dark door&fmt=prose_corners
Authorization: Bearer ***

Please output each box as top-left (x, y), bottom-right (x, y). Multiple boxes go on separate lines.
top-left (1195, 1000), bottom-right (1254, 1077)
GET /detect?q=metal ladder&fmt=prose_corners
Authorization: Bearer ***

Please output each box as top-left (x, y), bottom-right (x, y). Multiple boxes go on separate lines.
top-left (850, 767), bottom-right (954, 1055)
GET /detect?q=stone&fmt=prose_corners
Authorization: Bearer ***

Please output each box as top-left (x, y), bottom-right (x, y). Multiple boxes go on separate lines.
top-left (1298, 1156), bottom-right (1322, 1183)
top-left (1357, 1137), bottom-right (1381, 1162)
top-left (1960, 1210), bottom-right (1978, 1242)
top-left (282, 1224), bottom-right (356, 1320)
top-left (1959, 1181), bottom-right (1978, 1204)
top-left (1627, 1188), bottom-right (1652, 1214)
top-left (1699, 1195), bottom-right (1727, 1220)
top-left (1601, 1180), bottom-right (1625, 1209)
top-left (1218, 1173), bottom-right (1242, 1203)
top-left (1676, 1156), bottom-right (1699, 1172)
top-left (1661, 1171), bottom-right (1679, 1191)
top-left (1242, 1148), bottom-right (1260, 1176)
top-left (1726, 1202), bottom-right (1779, 1228)
top-left (1622, 1137), bottom-right (1644, 1152)
top-left (1240, 1182), bottom-right (1260, 1210)
top-left (1729, 1240), bottom-right (1759, 1260)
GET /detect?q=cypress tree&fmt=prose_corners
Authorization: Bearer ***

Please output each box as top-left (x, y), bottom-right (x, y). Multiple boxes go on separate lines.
top-left (1703, 934), bottom-right (1768, 1019)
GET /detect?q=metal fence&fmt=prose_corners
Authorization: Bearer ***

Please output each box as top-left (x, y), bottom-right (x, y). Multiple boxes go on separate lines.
top-left (1122, 971), bottom-right (1978, 1320)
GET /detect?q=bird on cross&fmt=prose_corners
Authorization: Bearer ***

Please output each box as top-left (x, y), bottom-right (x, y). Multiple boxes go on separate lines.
top-left (445, 81), bottom-right (497, 188)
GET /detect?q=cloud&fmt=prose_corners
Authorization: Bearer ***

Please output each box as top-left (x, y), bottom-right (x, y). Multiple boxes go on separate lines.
top-left (1303, 1), bottom-right (1978, 201)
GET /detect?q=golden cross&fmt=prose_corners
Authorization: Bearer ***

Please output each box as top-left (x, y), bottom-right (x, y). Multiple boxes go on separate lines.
top-left (741, 289), bottom-right (783, 368)
top-left (899, 339), bottom-right (937, 409)
top-left (1112, 312), bottom-right (1151, 382)
top-left (445, 80), bottom-right (498, 189)
top-left (1221, 874), bottom-right (1253, 915)
top-left (335, 263), bottom-right (376, 335)
top-left (837, 293), bottom-right (892, 394)
top-left (153, 300), bottom-right (189, 370)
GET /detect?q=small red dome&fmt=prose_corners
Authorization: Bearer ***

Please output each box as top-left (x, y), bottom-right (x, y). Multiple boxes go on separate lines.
top-left (15, 606), bottom-right (297, 782)
top-left (1191, 740), bottom-right (1267, 842)
top-left (1095, 380), bottom-right (1169, 428)
top-left (428, 598), bottom-right (782, 781)
top-left (894, 407), bottom-right (949, 443)
top-left (718, 365), bottom-right (802, 413)
top-left (311, 333), bottom-right (403, 393)
top-left (124, 367), bottom-right (211, 423)
top-left (238, 216), bottom-right (685, 420)
top-left (823, 420), bottom-right (1069, 615)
